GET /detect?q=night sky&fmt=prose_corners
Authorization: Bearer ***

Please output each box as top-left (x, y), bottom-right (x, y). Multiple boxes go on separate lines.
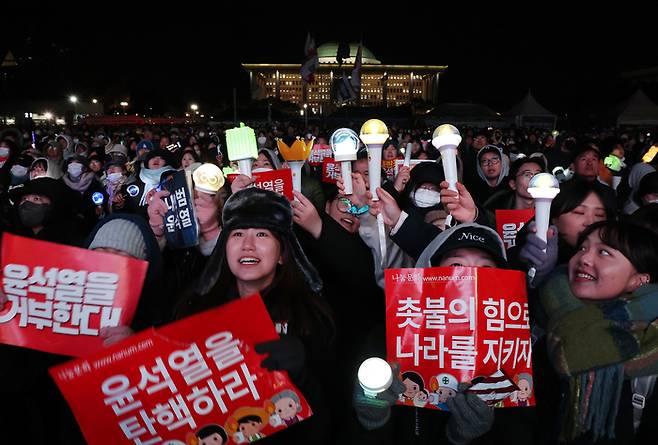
top-left (3, 8), bottom-right (658, 119)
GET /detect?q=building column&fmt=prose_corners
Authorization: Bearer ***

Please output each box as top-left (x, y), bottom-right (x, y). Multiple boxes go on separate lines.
top-left (275, 70), bottom-right (280, 100)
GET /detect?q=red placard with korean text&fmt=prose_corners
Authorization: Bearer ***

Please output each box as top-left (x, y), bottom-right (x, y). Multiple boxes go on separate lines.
top-left (321, 158), bottom-right (340, 184)
top-left (252, 168), bottom-right (294, 201)
top-left (386, 267), bottom-right (534, 410)
top-left (495, 209), bottom-right (535, 250)
top-left (309, 143), bottom-right (333, 166)
top-left (50, 294), bottom-right (312, 445)
top-left (0, 233), bottom-right (147, 357)
top-left (226, 169), bottom-right (294, 201)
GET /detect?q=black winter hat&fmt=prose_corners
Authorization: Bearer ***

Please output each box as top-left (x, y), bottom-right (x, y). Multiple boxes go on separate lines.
top-left (145, 148), bottom-right (175, 168)
top-left (196, 187), bottom-right (322, 295)
top-left (10, 177), bottom-right (65, 204)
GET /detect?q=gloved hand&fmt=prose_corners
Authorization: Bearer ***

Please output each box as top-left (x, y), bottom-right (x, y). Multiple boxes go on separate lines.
top-left (255, 335), bottom-right (306, 386)
top-left (446, 383), bottom-right (494, 445)
top-left (519, 222), bottom-right (559, 288)
top-left (352, 363), bottom-right (405, 430)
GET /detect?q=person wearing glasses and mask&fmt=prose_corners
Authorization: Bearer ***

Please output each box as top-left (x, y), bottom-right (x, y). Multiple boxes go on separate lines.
top-left (468, 145), bottom-right (510, 205)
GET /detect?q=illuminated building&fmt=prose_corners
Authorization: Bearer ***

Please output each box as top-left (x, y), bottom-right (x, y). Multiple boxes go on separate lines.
top-left (243, 42), bottom-right (447, 112)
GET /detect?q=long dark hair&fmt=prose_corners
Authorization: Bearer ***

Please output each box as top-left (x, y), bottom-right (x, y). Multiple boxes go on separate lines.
top-left (212, 231), bottom-right (334, 341)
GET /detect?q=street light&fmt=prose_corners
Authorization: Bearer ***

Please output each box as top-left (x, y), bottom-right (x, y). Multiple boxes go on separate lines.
top-left (69, 95), bottom-right (78, 103)
top-left (120, 101), bottom-right (129, 107)
top-left (190, 104), bottom-right (199, 111)
top-left (44, 112), bottom-right (53, 120)
top-left (92, 98), bottom-right (98, 104)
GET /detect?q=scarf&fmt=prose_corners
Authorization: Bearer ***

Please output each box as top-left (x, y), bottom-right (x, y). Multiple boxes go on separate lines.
top-left (62, 172), bottom-right (95, 193)
top-left (540, 269), bottom-right (658, 441)
top-left (138, 166), bottom-right (175, 206)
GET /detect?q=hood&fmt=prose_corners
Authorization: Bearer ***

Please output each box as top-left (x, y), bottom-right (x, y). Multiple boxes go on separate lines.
top-left (476, 145), bottom-right (510, 187)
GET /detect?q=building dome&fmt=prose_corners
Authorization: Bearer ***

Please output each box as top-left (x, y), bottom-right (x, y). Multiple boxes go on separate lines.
top-left (317, 42), bottom-right (381, 64)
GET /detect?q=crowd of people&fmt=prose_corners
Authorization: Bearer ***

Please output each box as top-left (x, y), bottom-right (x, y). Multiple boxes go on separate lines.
top-left (0, 120), bottom-right (657, 445)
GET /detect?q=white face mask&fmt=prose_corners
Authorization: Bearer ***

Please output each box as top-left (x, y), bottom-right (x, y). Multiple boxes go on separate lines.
top-left (198, 132), bottom-right (205, 138)
top-left (11, 165), bottom-right (28, 177)
top-left (107, 172), bottom-right (123, 183)
top-left (0, 147), bottom-right (10, 158)
top-left (412, 188), bottom-right (441, 208)
top-left (67, 163), bottom-right (83, 178)
top-left (257, 136), bottom-right (267, 146)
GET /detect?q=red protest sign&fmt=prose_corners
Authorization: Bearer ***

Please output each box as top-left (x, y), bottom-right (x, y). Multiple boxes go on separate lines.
top-left (309, 143), bottom-right (333, 166)
top-left (385, 267), bottom-right (534, 410)
top-left (252, 168), bottom-right (294, 201)
top-left (0, 233), bottom-right (147, 357)
top-left (495, 209), bottom-right (535, 250)
top-left (50, 294), bottom-right (312, 445)
top-left (322, 158), bottom-right (340, 184)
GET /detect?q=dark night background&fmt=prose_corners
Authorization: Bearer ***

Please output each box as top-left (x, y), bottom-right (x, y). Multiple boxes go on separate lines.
top-left (3, 7), bottom-right (658, 123)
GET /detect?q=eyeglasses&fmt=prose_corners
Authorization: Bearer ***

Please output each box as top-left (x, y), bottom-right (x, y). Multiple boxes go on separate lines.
top-left (480, 157), bottom-right (500, 167)
top-left (337, 198), bottom-right (369, 215)
top-left (516, 170), bottom-right (540, 180)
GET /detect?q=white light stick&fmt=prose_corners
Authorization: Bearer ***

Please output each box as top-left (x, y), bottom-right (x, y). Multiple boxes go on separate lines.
top-left (288, 161), bottom-right (305, 193)
top-left (403, 142), bottom-right (413, 168)
top-left (432, 124), bottom-right (461, 192)
top-left (330, 128), bottom-right (360, 195)
top-left (432, 124), bottom-right (462, 226)
top-left (360, 119), bottom-right (390, 266)
top-left (527, 173), bottom-right (561, 280)
top-left (276, 137), bottom-right (314, 195)
top-left (358, 358), bottom-right (393, 399)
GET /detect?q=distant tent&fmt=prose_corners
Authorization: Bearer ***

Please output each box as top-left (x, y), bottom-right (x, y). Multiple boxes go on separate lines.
top-left (505, 91), bottom-right (557, 129)
top-left (425, 102), bottom-right (504, 128)
top-left (616, 90), bottom-right (658, 127)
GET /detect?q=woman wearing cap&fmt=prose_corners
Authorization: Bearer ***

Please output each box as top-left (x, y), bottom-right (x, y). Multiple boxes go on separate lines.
top-left (176, 187), bottom-right (334, 445)
top-left (352, 223), bottom-right (534, 445)
top-left (537, 219), bottom-right (658, 443)
top-left (8, 176), bottom-right (85, 246)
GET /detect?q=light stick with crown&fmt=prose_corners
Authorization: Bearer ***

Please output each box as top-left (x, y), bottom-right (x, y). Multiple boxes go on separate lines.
top-left (226, 123), bottom-right (258, 178)
top-left (527, 173), bottom-right (560, 281)
top-left (329, 128), bottom-right (360, 195)
top-left (432, 124), bottom-right (462, 227)
top-left (360, 119), bottom-right (390, 266)
top-left (276, 136), bottom-right (314, 193)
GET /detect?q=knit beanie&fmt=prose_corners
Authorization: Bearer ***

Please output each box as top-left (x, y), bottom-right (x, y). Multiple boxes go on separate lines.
top-left (88, 219), bottom-right (147, 260)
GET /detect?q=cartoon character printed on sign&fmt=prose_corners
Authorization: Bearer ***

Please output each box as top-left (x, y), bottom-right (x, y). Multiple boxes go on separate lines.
top-left (413, 388), bottom-right (430, 407)
top-left (267, 389), bottom-right (304, 427)
top-left (226, 406), bottom-right (273, 443)
top-left (429, 373), bottom-right (459, 410)
top-left (186, 424), bottom-right (228, 445)
top-left (399, 370), bottom-right (425, 405)
top-left (510, 373), bottom-right (533, 407)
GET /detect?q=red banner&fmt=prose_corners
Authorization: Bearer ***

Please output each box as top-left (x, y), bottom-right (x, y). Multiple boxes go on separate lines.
top-left (386, 267), bottom-right (534, 410)
top-left (0, 233), bottom-right (147, 356)
top-left (321, 158), bottom-right (340, 184)
top-left (226, 169), bottom-right (294, 201)
top-left (252, 168), bottom-right (294, 201)
top-left (495, 209), bottom-right (535, 250)
top-left (50, 294), bottom-right (312, 445)
top-left (308, 143), bottom-right (333, 166)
